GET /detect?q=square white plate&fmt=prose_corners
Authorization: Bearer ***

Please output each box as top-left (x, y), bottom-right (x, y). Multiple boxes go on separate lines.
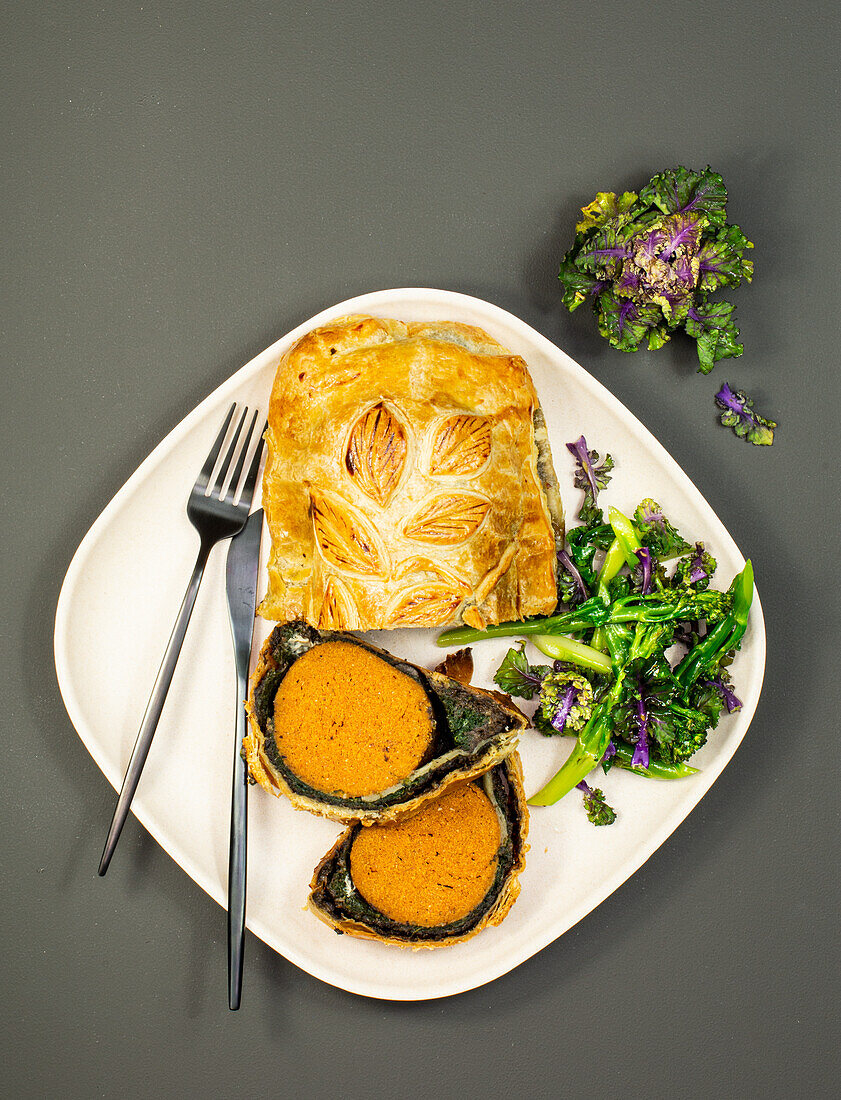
top-left (54, 288), bottom-right (765, 1000)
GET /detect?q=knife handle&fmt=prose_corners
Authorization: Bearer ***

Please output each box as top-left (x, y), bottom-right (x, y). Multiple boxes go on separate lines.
top-left (228, 667), bottom-right (249, 1010)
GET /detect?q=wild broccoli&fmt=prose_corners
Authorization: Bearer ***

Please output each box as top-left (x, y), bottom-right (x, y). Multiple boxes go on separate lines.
top-left (438, 443), bottom-right (754, 827)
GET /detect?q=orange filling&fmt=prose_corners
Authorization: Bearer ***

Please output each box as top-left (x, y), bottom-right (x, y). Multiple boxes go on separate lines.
top-left (272, 642), bottom-right (435, 797)
top-left (349, 782), bottom-right (501, 926)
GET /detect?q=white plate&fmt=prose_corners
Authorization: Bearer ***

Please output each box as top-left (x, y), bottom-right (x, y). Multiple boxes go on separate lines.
top-left (54, 288), bottom-right (765, 1001)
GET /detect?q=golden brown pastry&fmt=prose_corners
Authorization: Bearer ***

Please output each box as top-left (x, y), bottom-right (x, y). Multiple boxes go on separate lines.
top-left (259, 315), bottom-right (564, 630)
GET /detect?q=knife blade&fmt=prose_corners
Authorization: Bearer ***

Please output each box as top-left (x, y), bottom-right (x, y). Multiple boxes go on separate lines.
top-left (225, 507), bottom-right (263, 1010)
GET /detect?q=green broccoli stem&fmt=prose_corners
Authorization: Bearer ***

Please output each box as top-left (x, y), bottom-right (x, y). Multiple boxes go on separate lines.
top-left (546, 732), bottom-right (698, 779)
top-left (608, 506), bottom-right (644, 567)
top-left (674, 560), bottom-right (753, 688)
top-left (528, 672), bottom-right (626, 806)
top-left (610, 741), bottom-right (698, 779)
top-left (604, 622), bottom-right (633, 666)
top-left (436, 590), bottom-right (724, 647)
top-left (532, 634), bottom-right (613, 674)
top-left (437, 620), bottom-right (547, 646)
top-left (599, 537), bottom-right (627, 588)
top-left (592, 537), bottom-right (626, 652)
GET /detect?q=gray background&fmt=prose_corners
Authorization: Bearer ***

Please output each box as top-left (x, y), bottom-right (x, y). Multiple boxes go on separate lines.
top-left (3, 1), bottom-right (839, 1097)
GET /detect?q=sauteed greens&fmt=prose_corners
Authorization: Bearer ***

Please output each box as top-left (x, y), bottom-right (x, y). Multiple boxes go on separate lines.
top-left (438, 436), bottom-right (753, 824)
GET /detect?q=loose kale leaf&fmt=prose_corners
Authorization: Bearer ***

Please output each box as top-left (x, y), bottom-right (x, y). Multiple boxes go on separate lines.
top-left (685, 297), bottom-right (744, 373)
top-left (557, 548), bottom-right (590, 606)
top-left (714, 382), bottom-right (777, 445)
top-left (696, 671), bottom-right (743, 715)
top-left (565, 522), bottom-right (614, 594)
top-left (638, 166), bottom-right (729, 225)
top-left (576, 780), bottom-right (617, 826)
top-left (632, 547), bottom-right (655, 595)
top-left (566, 437), bottom-right (614, 524)
top-left (689, 677), bottom-right (727, 730)
top-left (493, 643), bottom-right (550, 700)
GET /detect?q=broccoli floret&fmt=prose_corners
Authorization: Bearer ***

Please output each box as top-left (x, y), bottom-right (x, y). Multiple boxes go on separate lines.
top-left (607, 573), bottom-right (631, 601)
top-left (673, 542), bottom-right (717, 590)
top-left (648, 700), bottom-right (711, 762)
top-left (539, 668), bottom-right (595, 734)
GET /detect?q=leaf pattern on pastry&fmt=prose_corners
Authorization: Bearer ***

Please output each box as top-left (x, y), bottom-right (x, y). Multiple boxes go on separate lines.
top-left (345, 403), bottom-right (407, 506)
top-left (393, 556), bottom-right (470, 585)
top-left (318, 576), bottom-right (359, 630)
top-left (386, 583), bottom-right (468, 627)
top-left (403, 492), bottom-right (491, 545)
top-left (310, 489), bottom-right (387, 576)
top-left (429, 415), bottom-right (492, 477)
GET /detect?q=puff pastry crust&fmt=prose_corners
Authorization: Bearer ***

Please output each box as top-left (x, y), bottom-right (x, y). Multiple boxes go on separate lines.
top-left (259, 315), bottom-right (564, 630)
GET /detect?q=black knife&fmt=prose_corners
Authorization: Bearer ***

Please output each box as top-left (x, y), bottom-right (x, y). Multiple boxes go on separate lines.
top-left (225, 507), bottom-right (263, 1010)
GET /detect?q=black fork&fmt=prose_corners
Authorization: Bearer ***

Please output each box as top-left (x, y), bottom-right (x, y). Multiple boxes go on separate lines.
top-left (98, 403), bottom-right (266, 875)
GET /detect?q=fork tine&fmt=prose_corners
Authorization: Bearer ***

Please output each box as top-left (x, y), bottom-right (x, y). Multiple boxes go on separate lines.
top-left (239, 419), bottom-right (268, 510)
top-left (195, 403), bottom-right (237, 492)
top-left (223, 408), bottom-right (260, 504)
top-left (211, 406), bottom-right (249, 497)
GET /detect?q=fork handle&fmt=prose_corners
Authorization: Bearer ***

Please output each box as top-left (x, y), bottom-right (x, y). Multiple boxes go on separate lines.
top-left (98, 542), bottom-right (212, 875)
top-left (227, 667), bottom-right (249, 1010)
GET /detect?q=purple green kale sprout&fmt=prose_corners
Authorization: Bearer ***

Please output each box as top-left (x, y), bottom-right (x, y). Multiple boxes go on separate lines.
top-left (559, 166), bottom-right (754, 373)
top-left (714, 383), bottom-right (777, 446)
top-left (575, 780), bottom-right (617, 826)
